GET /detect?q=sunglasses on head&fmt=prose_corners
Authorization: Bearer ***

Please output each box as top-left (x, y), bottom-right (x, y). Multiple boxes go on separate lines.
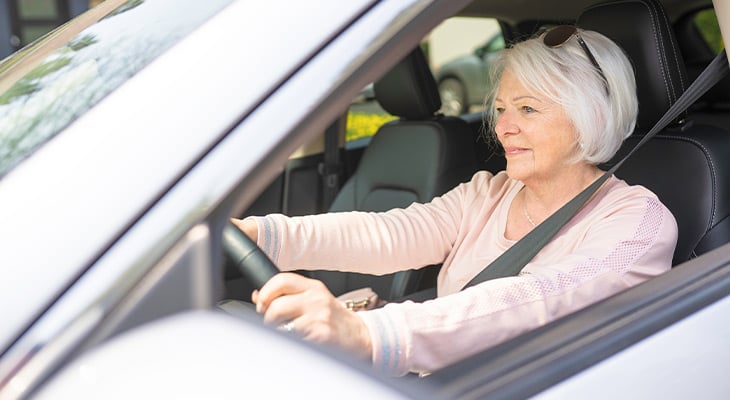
top-left (543, 25), bottom-right (610, 96)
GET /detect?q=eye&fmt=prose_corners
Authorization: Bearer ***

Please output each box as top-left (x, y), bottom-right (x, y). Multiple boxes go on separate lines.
top-left (495, 106), bottom-right (505, 114)
top-left (521, 105), bottom-right (536, 113)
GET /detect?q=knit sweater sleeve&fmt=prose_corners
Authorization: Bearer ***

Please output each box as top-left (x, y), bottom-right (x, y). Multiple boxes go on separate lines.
top-left (358, 192), bottom-right (677, 376)
top-left (249, 172), bottom-right (495, 274)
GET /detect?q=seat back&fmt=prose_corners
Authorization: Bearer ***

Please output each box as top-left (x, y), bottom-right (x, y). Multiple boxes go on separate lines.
top-left (579, 0), bottom-right (730, 265)
top-left (309, 47), bottom-right (480, 300)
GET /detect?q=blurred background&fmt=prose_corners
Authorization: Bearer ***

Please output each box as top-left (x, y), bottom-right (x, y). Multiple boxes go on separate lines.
top-left (0, 0), bottom-right (104, 59)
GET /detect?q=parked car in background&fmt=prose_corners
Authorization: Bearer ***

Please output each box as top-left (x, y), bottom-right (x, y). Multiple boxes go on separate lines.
top-left (0, 0), bottom-right (729, 398)
top-left (433, 33), bottom-right (504, 115)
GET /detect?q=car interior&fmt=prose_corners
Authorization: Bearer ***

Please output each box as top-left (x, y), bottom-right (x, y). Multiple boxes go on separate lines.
top-left (226, 0), bottom-right (729, 309)
top-left (308, 46), bottom-right (483, 302)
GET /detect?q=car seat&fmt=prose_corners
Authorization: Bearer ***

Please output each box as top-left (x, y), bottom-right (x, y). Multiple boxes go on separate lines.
top-left (579, 0), bottom-right (730, 264)
top-left (308, 46), bottom-right (481, 300)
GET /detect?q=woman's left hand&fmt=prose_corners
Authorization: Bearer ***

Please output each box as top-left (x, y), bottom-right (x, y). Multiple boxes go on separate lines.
top-left (253, 273), bottom-right (373, 361)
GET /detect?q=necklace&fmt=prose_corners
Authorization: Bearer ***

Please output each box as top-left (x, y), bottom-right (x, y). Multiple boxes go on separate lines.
top-left (522, 189), bottom-right (537, 227)
top-left (523, 205), bottom-right (537, 227)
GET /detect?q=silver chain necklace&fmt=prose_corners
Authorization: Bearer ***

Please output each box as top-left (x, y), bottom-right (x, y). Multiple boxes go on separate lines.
top-left (523, 205), bottom-right (537, 227)
top-left (521, 188), bottom-right (538, 227)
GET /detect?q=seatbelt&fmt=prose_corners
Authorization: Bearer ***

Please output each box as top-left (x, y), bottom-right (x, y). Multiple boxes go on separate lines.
top-left (462, 50), bottom-right (729, 290)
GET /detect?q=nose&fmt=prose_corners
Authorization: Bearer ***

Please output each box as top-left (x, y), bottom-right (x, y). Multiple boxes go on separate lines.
top-left (494, 109), bottom-right (518, 139)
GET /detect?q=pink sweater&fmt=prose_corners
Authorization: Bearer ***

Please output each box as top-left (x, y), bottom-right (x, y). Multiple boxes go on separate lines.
top-left (252, 171), bottom-right (678, 376)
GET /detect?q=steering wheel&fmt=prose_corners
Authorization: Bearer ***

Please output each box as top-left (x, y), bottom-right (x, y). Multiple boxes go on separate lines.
top-left (222, 222), bottom-right (279, 289)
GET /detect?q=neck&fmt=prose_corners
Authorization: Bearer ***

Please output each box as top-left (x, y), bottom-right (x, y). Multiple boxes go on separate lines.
top-left (521, 165), bottom-right (603, 221)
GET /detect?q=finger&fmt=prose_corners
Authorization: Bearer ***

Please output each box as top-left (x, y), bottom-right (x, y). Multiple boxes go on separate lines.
top-left (271, 308), bottom-right (322, 339)
top-left (287, 304), bottom-right (372, 360)
top-left (256, 273), bottom-right (319, 312)
top-left (279, 310), bottom-right (322, 341)
top-left (278, 306), bottom-right (342, 343)
top-left (270, 294), bottom-right (344, 338)
top-left (262, 291), bottom-right (310, 325)
top-left (251, 289), bottom-right (259, 304)
top-left (277, 318), bottom-right (300, 335)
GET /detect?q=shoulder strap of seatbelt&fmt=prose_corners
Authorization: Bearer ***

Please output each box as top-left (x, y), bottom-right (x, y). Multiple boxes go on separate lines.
top-left (462, 50), bottom-right (729, 290)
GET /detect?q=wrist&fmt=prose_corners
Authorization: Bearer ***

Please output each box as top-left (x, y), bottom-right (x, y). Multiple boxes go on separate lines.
top-left (352, 312), bottom-right (374, 362)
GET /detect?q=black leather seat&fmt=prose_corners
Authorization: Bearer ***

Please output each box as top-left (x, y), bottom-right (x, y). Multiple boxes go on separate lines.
top-left (579, 0), bottom-right (730, 265)
top-left (309, 47), bottom-right (480, 300)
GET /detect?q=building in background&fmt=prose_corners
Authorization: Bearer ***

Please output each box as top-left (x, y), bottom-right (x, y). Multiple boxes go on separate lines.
top-left (0, 0), bottom-right (95, 59)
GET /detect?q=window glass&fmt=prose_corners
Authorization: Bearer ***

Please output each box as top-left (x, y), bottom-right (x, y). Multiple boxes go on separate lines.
top-left (0, 0), bottom-right (233, 179)
top-left (430, 17), bottom-right (502, 116)
top-left (21, 25), bottom-right (57, 45)
top-left (19, 0), bottom-right (58, 19)
top-left (486, 35), bottom-right (505, 53)
top-left (346, 87), bottom-right (395, 148)
top-left (694, 9), bottom-right (724, 53)
top-left (344, 17), bottom-right (502, 146)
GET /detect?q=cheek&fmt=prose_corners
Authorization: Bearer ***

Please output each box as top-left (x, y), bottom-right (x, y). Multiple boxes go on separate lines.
top-left (543, 118), bottom-right (579, 157)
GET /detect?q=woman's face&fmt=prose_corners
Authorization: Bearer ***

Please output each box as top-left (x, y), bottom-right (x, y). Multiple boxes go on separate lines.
top-left (494, 69), bottom-right (582, 185)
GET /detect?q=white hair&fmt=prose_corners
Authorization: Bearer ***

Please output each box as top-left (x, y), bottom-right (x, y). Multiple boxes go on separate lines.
top-left (485, 28), bottom-right (638, 164)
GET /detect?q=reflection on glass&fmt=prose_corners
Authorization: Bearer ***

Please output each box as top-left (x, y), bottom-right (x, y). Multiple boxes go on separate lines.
top-left (19, 0), bottom-right (58, 19)
top-left (22, 25), bottom-right (59, 45)
top-left (0, 0), bottom-right (233, 179)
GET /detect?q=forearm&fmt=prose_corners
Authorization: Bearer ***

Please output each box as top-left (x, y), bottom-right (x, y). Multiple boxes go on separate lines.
top-left (358, 267), bottom-right (635, 376)
top-left (249, 207), bottom-right (455, 275)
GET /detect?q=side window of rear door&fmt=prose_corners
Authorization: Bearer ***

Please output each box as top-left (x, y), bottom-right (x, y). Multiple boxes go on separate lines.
top-left (429, 17), bottom-right (502, 116)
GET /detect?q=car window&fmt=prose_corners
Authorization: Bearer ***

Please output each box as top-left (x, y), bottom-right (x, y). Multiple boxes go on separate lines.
top-left (693, 9), bottom-right (724, 53)
top-left (344, 16), bottom-right (502, 148)
top-left (486, 34), bottom-right (506, 53)
top-left (0, 0), bottom-right (232, 180)
top-left (346, 87), bottom-right (396, 149)
top-left (13, 0), bottom-right (68, 47)
top-left (430, 17), bottom-right (502, 116)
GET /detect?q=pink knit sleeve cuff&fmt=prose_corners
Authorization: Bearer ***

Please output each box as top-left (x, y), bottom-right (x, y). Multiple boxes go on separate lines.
top-left (357, 307), bottom-right (411, 377)
top-left (244, 215), bottom-right (281, 264)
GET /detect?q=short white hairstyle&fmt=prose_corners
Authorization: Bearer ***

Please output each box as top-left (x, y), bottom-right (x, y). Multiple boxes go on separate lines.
top-left (485, 28), bottom-right (638, 164)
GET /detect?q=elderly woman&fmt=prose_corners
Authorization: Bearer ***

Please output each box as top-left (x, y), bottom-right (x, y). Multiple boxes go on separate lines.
top-left (233, 27), bottom-right (678, 376)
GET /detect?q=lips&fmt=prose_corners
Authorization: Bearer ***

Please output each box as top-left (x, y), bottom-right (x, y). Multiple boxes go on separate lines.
top-left (503, 146), bottom-right (530, 156)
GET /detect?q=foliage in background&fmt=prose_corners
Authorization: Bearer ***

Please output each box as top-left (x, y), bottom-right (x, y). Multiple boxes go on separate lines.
top-left (107, 0), bottom-right (145, 18)
top-left (695, 9), bottom-right (724, 53)
top-left (346, 112), bottom-right (397, 142)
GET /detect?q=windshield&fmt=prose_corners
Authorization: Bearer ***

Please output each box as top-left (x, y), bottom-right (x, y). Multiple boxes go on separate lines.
top-left (0, 0), bottom-right (232, 179)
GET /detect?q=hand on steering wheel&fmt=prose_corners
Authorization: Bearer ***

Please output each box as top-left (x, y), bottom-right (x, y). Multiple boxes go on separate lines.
top-left (222, 221), bottom-right (278, 289)
top-left (222, 220), bottom-right (372, 361)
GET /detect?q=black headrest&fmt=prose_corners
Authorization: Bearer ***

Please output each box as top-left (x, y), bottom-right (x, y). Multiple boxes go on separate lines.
top-left (578, 0), bottom-right (689, 130)
top-left (374, 47), bottom-right (442, 120)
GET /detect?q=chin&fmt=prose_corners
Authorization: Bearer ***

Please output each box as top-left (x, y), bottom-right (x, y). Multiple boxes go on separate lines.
top-left (504, 165), bottom-right (530, 182)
